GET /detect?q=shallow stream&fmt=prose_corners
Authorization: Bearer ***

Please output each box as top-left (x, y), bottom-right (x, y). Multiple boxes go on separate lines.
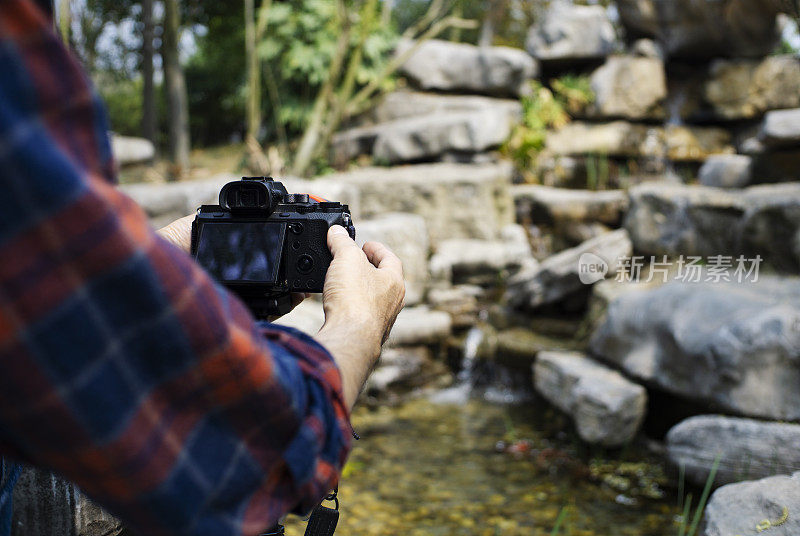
top-left (284, 395), bottom-right (680, 536)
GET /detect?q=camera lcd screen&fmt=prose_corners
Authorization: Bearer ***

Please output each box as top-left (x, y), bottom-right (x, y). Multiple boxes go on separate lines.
top-left (195, 222), bottom-right (286, 283)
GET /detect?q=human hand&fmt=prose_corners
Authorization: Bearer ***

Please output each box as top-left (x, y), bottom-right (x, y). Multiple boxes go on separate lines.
top-left (315, 225), bottom-right (405, 408)
top-left (156, 214), bottom-right (194, 253)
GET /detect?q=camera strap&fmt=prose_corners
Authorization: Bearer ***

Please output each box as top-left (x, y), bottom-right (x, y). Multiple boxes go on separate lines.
top-left (303, 487), bottom-right (339, 536)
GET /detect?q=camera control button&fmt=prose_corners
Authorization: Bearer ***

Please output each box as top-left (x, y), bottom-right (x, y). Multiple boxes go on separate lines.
top-left (291, 240), bottom-right (301, 250)
top-left (297, 254), bottom-right (314, 274)
top-left (306, 279), bottom-right (316, 289)
top-left (289, 223), bottom-right (304, 234)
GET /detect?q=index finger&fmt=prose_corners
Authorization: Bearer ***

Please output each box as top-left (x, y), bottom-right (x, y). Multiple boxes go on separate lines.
top-left (362, 241), bottom-right (403, 279)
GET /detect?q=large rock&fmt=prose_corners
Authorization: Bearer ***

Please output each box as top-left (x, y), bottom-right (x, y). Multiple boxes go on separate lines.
top-left (525, 1), bottom-right (619, 64)
top-left (429, 224), bottom-right (535, 285)
top-left (705, 56), bottom-right (800, 120)
top-left (624, 182), bottom-right (745, 257)
top-left (372, 111), bottom-right (511, 164)
top-left (698, 154), bottom-right (753, 189)
top-left (512, 184), bottom-right (628, 226)
top-left (397, 39), bottom-right (537, 98)
top-left (534, 350), bottom-right (647, 447)
top-left (111, 134), bottom-right (155, 166)
top-left (506, 229), bottom-right (633, 310)
top-left (325, 162), bottom-right (515, 247)
top-left (12, 467), bottom-right (122, 536)
top-left (703, 472), bottom-right (800, 536)
top-left (356, 213), bottom-right (429, 306)
top-left (667, 416), bottom-right (800, 488)
top-left (616, 0), bottom-right (782, 59)
top-left (589, 56), bottom-right (666, 120)
top-left (624, 182), bottom-right (800, 271)
top-left (759, 108), bottom-right (800, 149)
top-left (590, 277), bottom-right (800, 420)
top-left (739, 183), bottom-right (800, 272)
top-left (333, 110), bottom-right (513, 164)
top-left (368, 91), bottom-right (522, 124)
top-left (546, 121), bottom-right (732, 161)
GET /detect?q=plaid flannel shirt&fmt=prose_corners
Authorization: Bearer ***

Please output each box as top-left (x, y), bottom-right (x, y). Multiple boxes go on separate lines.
top-left (0, 2), bottom-right (351, 534)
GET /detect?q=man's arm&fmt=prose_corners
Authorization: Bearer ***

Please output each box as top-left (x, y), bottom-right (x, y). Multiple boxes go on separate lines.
top-left (0, 2), bottom-right (402, 534)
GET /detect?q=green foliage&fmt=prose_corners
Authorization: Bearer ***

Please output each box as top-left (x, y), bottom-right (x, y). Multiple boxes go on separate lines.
top-left (97, 76), bottom-right (144, 136)
top-left (259, 0), bottom-right (399, 134)
top-left (502, 81), bottom-right (570, 175)
top-left (503, 75), bottom-right (594, 180)
top-left (551, 74), bottom-right (594, 116)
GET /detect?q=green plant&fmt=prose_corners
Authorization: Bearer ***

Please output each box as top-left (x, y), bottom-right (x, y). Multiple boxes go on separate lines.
top-left (677, 455), bottom-right (721, 536)
top-left (502, 81), bottom-right (570, 176)
top-left (550, 506), bottom-right (569, 536)
top-left (551, 74), bottom-right (594, 116)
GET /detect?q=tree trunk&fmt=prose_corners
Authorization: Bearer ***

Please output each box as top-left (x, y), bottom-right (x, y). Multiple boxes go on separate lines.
top-left (163, 0), bottom-right (190, 179)
top-left (245, 0), bottom-right (260, 145)
top-left (57, 0), bottom-right (70, 45)
top-left (141, 0), bottom-right (157, 146)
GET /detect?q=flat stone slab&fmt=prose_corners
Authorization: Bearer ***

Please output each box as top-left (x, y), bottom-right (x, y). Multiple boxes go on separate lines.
top-left (546, 121), bottom-right (732, 162)
top-left (512, 184), bottom-right (628, 226)
top-left (506, 229), bottom-right (633, 310)
top-left (324, 162), bottom-right (515, 247)
top-left (332, 110), bottom-right (513, 164)
top-left (667, 415), bottom-right (800, 487)
top-left (397, 38), bottom-right (537, 97)
top-left (759, 108), bottom-right (800, 149)
top-left (534, 350), bottom-right (647, 447)
top-left (369, 91), bottom-right (522, 124)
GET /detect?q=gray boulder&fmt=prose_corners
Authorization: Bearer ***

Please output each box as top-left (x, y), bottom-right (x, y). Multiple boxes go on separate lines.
top-left (703, 472), bottom-right (800, 536)
top-left (624, 181), bottom-right (800, 271)
top-left (525, 1), bottom-right (619, 64)
top-left (369, 91), bottom-right (522, 124)
top-left (397, 39), bottom-right (537, 98)
top-left (512, 184), bottom-right (628, 226)
top-left (759, 108), bottom-right (800, 149)
top-left (111, 134), bottom-right (155, 166)
top-left (590, 277), bottom-right (800, 420)
top-left (506, 229), bottom-right (633, 310)
top-left (740, 183), bottom-right (800, 272)
top-left (356, 213), bottom-right (429, 306)
top-left (698, 155), bottom-right (752, 189)
top-left (589, 56), bottom-right (667, 120)
top-left (325, 162), bottom-right (515, 247)
top-left (332, 110), bottom-right (512, 164)
top-left (668, 415), bottom-right (800, 488)
top-left (429, 224), bottom-right (535, 286)
top-left (624, 182), bottom-right (745, 257)
top-left (12, 467), bottom-right (122, 536)
top-left (534, 350), bottom-right (647, 447)
top-left (705, 56), bottom-right (800, 120)
top-left (365, 347), bottom-right (429, 394)
top-left (372, 111), bottom-right (511, 164)
top-left (616, 0), bottom-right (782, 59)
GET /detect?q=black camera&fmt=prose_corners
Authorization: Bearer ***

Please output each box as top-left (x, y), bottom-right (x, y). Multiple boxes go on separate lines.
top-left (190, 177), bottom-right (356, 318)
